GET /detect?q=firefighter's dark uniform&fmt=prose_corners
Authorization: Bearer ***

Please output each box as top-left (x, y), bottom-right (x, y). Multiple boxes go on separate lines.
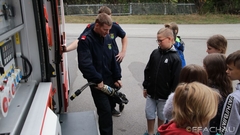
top-left (80, 22), bottom-right (126, 58)
top-left (79, 22), bottom-right (126, 110)
top-left (77, 28), bottom-right (121, 135)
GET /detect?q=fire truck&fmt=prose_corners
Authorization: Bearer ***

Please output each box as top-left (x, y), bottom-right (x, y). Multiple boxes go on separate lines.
top-left (0, 0), bottom-right (99, 134)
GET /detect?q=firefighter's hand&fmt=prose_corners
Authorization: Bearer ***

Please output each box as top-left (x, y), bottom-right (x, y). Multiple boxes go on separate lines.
top-left (143, 89), bottom-right (147, 98)
top-left (96, 82), bottom-right (104, 90)
top-left (114, 80), bottom-right (122, 88)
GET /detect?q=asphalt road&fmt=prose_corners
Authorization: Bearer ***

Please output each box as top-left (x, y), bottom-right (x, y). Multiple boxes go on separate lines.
top-left (65, 24), bottom-right (240, 135)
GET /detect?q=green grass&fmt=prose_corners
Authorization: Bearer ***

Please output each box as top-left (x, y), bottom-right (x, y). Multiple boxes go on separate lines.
top-left (65, 14), bottom-right (240, 24)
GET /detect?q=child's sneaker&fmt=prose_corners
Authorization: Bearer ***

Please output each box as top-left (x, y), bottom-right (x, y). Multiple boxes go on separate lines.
top-left (143, 131), bottom-right (149, 135)
top-left (144, 131), bottom-right (156, 135)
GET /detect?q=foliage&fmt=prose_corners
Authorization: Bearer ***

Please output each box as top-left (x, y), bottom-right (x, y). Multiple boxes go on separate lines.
top-left (63, 0), bottom-right (240, 14)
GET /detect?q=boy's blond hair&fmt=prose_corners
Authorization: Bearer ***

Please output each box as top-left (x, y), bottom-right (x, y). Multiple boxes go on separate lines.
top-left (226, 50), bottom-right (240, 69)
top-left (157, 27), bottom-right (174, 38)
top-left (173, 82), bottom-right (220, 128)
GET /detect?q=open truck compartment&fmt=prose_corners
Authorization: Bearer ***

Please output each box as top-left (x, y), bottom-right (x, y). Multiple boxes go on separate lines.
top-left (0, 0), bottom-right (99, 134)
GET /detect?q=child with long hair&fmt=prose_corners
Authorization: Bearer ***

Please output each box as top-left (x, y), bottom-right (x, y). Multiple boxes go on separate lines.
top-left (163, 64), bottom-right (208, 121)
top-left (203, 53), bottom-right (233, 135)
top-left (158, 82), bottom-right (220, 135)
top-left (206, 34), bottom-right (227, 54)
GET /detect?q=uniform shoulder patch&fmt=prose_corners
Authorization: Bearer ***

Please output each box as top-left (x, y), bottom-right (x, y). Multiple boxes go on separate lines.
top-left (80, 35), bottom-right (86, 40)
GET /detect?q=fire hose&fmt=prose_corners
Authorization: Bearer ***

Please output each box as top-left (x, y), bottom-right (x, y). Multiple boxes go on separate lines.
top-left (70, 82), bottom-right (129, 104)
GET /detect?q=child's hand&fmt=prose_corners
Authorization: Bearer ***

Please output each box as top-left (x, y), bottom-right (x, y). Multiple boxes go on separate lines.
top-left (143, 89), bottom-right (147, 98)
top-left (116, 51), bottom-right (126, 62)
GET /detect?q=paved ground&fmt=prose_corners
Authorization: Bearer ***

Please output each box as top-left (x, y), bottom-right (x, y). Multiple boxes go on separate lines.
top-left (65, 24), bottom-right (240, 135)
